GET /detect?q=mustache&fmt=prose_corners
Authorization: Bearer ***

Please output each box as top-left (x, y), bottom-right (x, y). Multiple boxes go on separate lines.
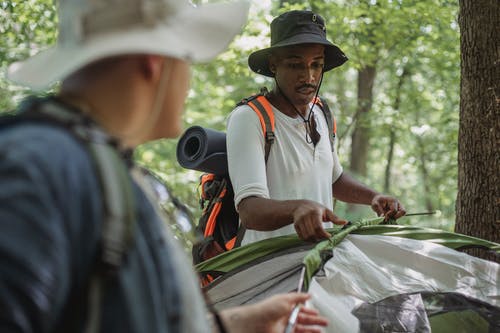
top-left (297, 84), bottom-right (317, 90)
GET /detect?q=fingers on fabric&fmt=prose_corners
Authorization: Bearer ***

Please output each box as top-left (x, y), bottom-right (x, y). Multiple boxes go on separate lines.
top-left (295, 219), bottom-right (330, 242)
top-left (371, 197), bottom-right (385, 217)
top-left (283, 294), bottom-right (328, 333)
top-left (297, 310), bottom-right (329, 327)
top-left (372, 195), bottom-right (406, 221)
top-left (294, 309), bottom-right (329, 333)
top-left (292, 204), bottom-right (327, 242)
top-left (324, 209), bottom-right (347, 226)
top-left (293, 324), bottom-right (328, 333)
top-left (390, 201), bottom-right (406, 220)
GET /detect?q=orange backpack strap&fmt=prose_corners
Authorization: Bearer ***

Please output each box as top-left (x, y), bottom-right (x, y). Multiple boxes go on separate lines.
top-left (313, 96), bottom-right (336, 152)
top-left (232, 90), bottom-right (275, 247)
top-left (246, 95), bottom-right (275, 162)
top-left (202, 177), bottom-right (227, 238)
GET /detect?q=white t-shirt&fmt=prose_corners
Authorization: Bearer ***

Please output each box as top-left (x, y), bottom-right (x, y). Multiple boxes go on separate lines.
top-left (227, 101), bottom-right (343, 245)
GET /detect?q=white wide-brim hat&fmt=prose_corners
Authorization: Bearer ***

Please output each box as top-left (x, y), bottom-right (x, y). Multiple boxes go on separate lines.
top-left (8, 0), bottom-right (249, 91)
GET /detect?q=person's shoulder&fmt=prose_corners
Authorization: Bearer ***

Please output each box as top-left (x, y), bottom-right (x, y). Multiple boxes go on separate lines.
top-left (228, 103), bottom-right (260, 124)
top-left (0, 121), bottom-right (94, 180)
top-left (1, 121), bottom-right (88, 158)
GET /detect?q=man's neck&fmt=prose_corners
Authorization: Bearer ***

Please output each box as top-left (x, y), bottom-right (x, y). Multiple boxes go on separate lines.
top-left (267, 88), bottom-right (309, 118)
top-left (58, 90), bottom-right (142, 148)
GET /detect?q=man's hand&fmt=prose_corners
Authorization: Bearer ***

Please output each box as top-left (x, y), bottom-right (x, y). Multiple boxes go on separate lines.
top-left (292, 200), bottom-right (347, 242)
top-left (371, 194), bottom-right (406, 221)
top-left (221, 293), bottom-right (328, 333)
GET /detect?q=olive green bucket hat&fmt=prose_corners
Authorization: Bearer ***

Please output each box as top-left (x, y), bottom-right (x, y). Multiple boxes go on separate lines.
top-left (248, 10), bottom-right (348, 77)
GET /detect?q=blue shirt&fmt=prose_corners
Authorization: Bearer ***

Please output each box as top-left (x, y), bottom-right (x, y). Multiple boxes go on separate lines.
top-left (0, 106), bottom-right (206, 332)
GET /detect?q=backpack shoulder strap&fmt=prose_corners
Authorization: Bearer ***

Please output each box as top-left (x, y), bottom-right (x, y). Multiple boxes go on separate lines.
top-left (11, 97), bottom-right (135, 333)
top-left (240, 89), bottom-right (275, 163)
top-left (314, 96), bottom-right (336, 152)
top-left (232, 88), bottom-right (275, 247)
top-left (28, 98), bottom-right (136, 270)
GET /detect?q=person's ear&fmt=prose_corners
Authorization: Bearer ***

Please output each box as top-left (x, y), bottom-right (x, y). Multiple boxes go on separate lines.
top-left (141, 55), bottom-right (165, 82)
top-left (268, 55), bottom-right (278, 75)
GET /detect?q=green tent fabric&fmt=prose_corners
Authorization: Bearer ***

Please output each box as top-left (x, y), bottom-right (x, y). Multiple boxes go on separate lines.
top-left (197, 217), bottom-right (499, 280)
top-left (198, 217), bottom-right (500, 332)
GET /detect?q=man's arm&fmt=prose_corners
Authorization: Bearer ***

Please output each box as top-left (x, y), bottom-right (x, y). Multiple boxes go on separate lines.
top-left (219, 293), bottom-right (328, 333)
top-left (227, 105), bottom-right (345, 242)
top-left (332, 172), bottom-right (406, 220)
top-left (239, 197), bottom-right (346, 242)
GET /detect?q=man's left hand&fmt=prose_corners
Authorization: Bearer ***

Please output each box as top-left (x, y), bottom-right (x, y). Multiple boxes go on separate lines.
top-left (371, 194), bottom-right (406, 221)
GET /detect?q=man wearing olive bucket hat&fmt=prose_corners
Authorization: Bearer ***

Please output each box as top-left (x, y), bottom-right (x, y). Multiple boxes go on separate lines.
top-left (0, 1), bottom-right (329, 332)
top-left (227, 10), bottom-right (406, 245)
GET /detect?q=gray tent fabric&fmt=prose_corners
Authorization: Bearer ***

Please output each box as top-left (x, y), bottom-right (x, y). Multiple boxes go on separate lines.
top-left (176, 126), bottom-right (228, 175)
top-left (201, 229), bottom-right (500, 333)
top-left (306, 235), bottom-right (499, 333)
top-left (206, 245), bottom-right (313, 310)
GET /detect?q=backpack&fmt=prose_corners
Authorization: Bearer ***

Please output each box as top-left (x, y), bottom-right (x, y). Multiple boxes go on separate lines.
top-left (192, 89), bottom-right (337, 280)
top-left (0, 96), bottom-right (135, 333)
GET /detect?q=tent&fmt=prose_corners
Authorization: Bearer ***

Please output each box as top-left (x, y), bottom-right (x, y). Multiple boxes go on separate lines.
top-left (197, 217), bottom-right (500, 333)
top-left (175, 128), bottom-right (500, 331)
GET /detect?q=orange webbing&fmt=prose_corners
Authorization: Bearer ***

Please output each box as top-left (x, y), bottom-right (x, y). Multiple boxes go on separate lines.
top-left (225, 236), bottom-right (237, 250)
top-left (248, 95), bottom-right (275, 135)
top-left (204, 187), bottom-right (227, 237)
top-left (313, 96), bottom-right (336, 135)
top-left (201, 274), bottom-right (214, 287)
top-left (200, 173), bottom-right (215, 200)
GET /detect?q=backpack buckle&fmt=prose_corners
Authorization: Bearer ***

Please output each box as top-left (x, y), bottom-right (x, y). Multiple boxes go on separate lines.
top-left (265, 130), bottom-right (275, 143)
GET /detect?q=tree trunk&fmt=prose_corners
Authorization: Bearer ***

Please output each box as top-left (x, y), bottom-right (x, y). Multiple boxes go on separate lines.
top-left (384, 67), bottom-right (408, 193)
top-left (455, 0), bottom-right (499, 262)
top-left (384, 129), bottom-right (395, 194)
top-left (416, 136), bottom-right (434, 213)
top-left (350, 65), bottom-right (376, 177)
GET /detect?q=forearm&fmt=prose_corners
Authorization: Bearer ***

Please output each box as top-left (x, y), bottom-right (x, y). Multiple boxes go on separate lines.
top-left (238, 196), bottom-right (305, 231)
top-left (332, 172), bottom-right (379, 205)
top-left (217, 307), bottom-right (245, 333)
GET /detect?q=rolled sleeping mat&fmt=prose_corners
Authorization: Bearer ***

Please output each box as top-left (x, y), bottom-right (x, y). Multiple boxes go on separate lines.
top-left (176, 126), bottom-right (228, 175)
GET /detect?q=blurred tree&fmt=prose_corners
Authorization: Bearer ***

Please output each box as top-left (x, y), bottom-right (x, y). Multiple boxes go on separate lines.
top-left (455, 0), bottom-right (499, 262)
top-left (0, 0), bottom-right (466, 242)
top-left (312, 0), bottom-right (460, 222)
top-left (0, 0), bottom-right (57, 111)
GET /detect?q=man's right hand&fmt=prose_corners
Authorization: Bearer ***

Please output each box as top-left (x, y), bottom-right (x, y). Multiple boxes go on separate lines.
top-left (292, 200), bottom-right (347, 242)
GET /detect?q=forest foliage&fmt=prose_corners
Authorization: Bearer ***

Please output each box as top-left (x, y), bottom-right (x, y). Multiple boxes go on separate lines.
top-left (0, 0), bottom-right (461, 233)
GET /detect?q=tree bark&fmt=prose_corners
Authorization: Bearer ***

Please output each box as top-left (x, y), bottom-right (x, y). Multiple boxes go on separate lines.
top-left (416, 136), bottom-right (434, 213)
top-left (384, 67), bottom-right (408, 193)
top-left (455, 0), bottom-right (500, 262)
top-left (350, 65), bottom-right (376, 177)
top-left (384, 129), bottom-right (395, 194)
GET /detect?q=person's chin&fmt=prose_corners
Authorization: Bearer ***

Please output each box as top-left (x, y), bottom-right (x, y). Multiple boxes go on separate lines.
top-left (294, 94), bottom-right (315, 106)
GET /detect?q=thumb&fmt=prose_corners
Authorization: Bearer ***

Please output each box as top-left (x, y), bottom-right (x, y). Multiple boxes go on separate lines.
top-left (285, 292), bottom-right (311, 306)
top-left (371, 201), bottom-right (385, 216)
top-left (324, 209), bottom-right (348, 225)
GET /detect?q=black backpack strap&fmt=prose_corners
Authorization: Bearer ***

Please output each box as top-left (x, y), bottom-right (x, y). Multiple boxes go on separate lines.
top-left (316, 97), bottom-right (336, 152)
top-left (14, 97), bottom-right (135, 333)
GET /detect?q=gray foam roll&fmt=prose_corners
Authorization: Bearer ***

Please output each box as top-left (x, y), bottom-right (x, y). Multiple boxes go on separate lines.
top-left (176, 126), bottom-right (228, 175)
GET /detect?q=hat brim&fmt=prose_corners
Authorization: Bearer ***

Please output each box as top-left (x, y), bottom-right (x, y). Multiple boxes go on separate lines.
top-left (8, 1), bottom-right (249, 91)
top-left (248, 33), bottom-right (348, 77)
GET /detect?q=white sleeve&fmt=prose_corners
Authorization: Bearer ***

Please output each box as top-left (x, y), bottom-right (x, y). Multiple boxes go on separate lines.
top-left (227, 105), bottom-right (270, 210)
top-left (332, 142), bottom-right (343, 183)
